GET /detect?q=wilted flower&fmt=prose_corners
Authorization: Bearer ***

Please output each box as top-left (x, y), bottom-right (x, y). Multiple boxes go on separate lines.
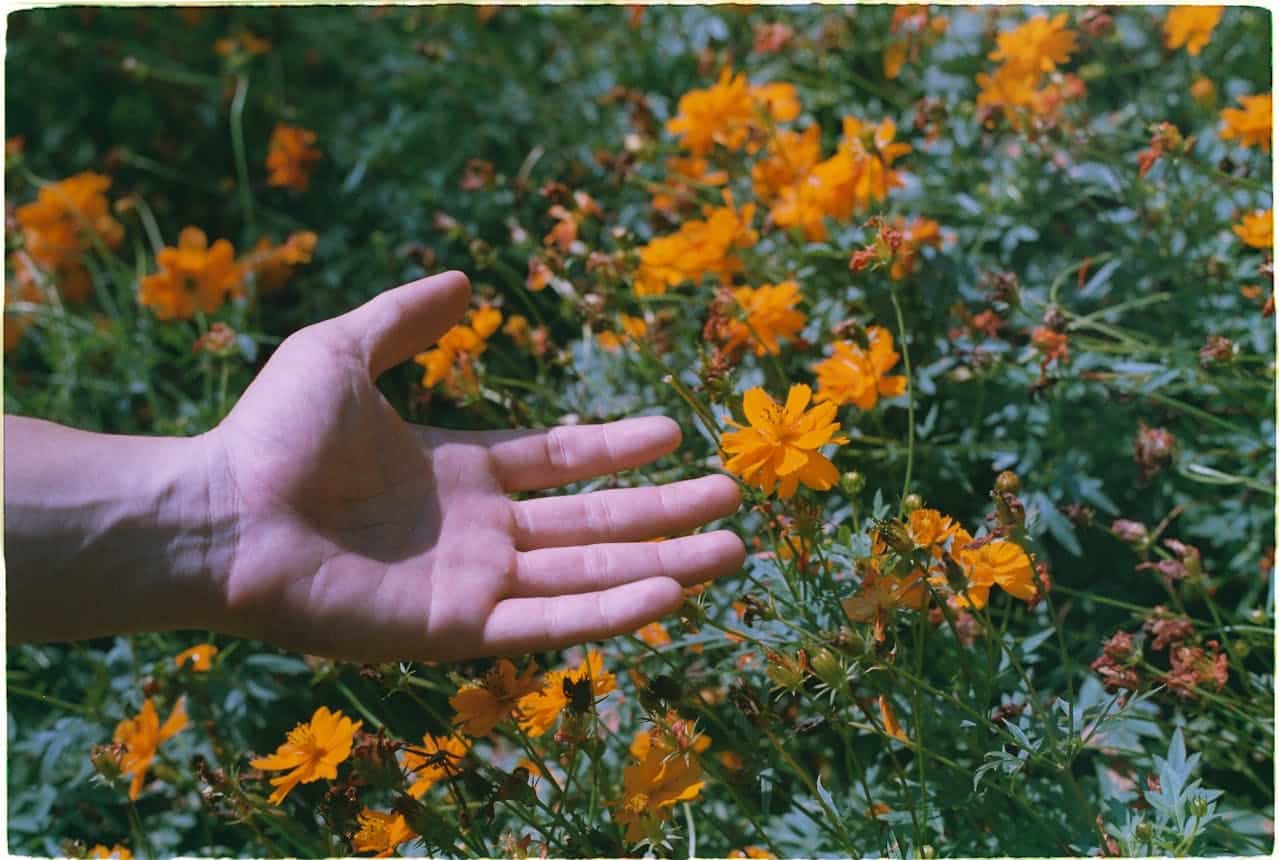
top-left (113, 697), bottom-right (189, 800)
top-left (1134, 423), bottom-right (1175, 480)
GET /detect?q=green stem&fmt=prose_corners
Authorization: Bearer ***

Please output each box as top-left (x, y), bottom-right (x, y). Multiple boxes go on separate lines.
top-left (230, 75), bottom-right (256, 233)
top-left (888, 286), bottom-right (915, 507)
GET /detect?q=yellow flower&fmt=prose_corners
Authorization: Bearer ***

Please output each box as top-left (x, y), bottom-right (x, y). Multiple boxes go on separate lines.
top-left (1233, 209), bottom-right (1273, 250)
top-left (266, 123), bottom-right (322, 192)
top-left (113, 697), bottom-right (189, 800)
top-left (989, 12), bottom-right (1077, 76)
top-left (402, 734), bottom-right (470, 798)
top-left (721, 384), bottom-right (847, 500)
top-left (614, 733), bottom-right (706, 844)
top-left (249, 706), bottom-right (362, 805)
top-left (812, 326), bottom-right (908, 410)
top-left (517, 650), bottom-right (617, 737)
top-left (352, 809), bottom-right (415, 857)
top-left (173, 644), bottom-right (218, 672)
top-left (137, 227), bottom-right (242, 321)
top-left (449, 659), bottom-right (541, 737)
top-left (1163, 6), bottom-right (1223, 56)
top-left (1220, 93), bottom-right (1273, 152)
top-left (724, 281), bottom-right (806, 356)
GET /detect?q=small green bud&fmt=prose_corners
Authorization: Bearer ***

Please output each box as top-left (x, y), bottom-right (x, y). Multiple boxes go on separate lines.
top-left (808, 647), bottom-right (846, 689)
top-left (1188, 796), bottom-right (1210, 818)
top-left (918, 845), bottom-right (937, 860)
top-left (839, 470), bottom-right (866, 496)
top-left (1134, 820), bottom-right (1154, 842)
top-left (902, 493), bottom-right (924, 513)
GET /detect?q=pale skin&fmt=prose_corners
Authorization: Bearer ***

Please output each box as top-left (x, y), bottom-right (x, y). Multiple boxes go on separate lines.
top-left (4, 271), bottom-right (746, 661)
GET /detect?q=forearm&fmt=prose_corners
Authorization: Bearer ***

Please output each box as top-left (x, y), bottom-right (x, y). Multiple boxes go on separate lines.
top-left (4, 416), bottom-right (235, 642)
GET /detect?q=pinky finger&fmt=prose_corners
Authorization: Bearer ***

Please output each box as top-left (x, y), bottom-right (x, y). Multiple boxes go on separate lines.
top-left (481, 577), bottom-right (685, 655)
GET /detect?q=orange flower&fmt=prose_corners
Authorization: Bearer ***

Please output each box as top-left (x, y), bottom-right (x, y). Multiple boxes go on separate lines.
top-left (730, 848), bottom-right (776, 859)
top-left (842, 569), bottom-right (928, 623)
top-left (635, 621), bottom-right (673, 647)
top-left (113, 697), bottom-right (189, 800)
top-left (88, 845), bottom-right (133, 860)
top-left (597, 313), bottom-right (648, 352)
top-left (721, 384), bottom-right (847, 499)
top-left (723, 281), bottom-right (806, 356)
top-left (266, 123), bottom-right (322, 192)
top-left (526, 256), bottom-right (553, 292)
top-left (240, 230), bottom-right (317, 294)
top-left (352, 809), bottom-right (415, 857)
top-left (137, 227), bottom-right (242, 321)
top-left (751, 125), bottom-right (823, 203)
top-left (883, 40), bottom-right (908, 80)
top-left (908, 507), bottom-right (960, 549)
top-left (665, 68), bottom-right (756, 155)
top-left (1190, 75), bottom-right (1216, 106)
top-left (249, 706), bottom-right (362, 805)
top-left (614, 732), bottom-right (705, 843)
top-left (812, 326), bottom-right (908, 410)
top-left (1220, 93), bottom-right (1273, 152)
top-left (989, 12), bottom-right (1077, 76)
top-left (976, 64), bottom-right (1041, 112)
top-left (14, 171), bottom-right (124, 303)
top-left (173, 643), bottom-right (218, 672)
top-left (633, 193), bottom-right (757, 296)
top-left (517, 650), bottom-right (616, 737)
top-left (413, 305), bottom-right (503, 392)
top-left (664, 69), bottom-right (802, 156)
top-left (402, 733), bottom-right (470, 798)
top-left (1032, 327), bottom-right (1070, 366)
top-left (1163, 6), bottom-right (1223, 56)
top-left (1232, 208), bottom-right (1273, 250)
top-left (449, 659), bottom-right (541, 737)
top-left (941, 535), bottom-right (1037, 609)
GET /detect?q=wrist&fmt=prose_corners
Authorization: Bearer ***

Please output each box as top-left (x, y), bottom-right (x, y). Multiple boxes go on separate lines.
top-left (4, 417), bottom-right (236, 640)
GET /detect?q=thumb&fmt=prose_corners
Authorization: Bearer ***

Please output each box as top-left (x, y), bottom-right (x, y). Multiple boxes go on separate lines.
top-left (335, 270), bottom-right (471, 378)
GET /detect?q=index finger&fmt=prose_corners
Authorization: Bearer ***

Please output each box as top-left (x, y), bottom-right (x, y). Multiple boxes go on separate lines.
top-left (468, 416), bottom-right (683, 492)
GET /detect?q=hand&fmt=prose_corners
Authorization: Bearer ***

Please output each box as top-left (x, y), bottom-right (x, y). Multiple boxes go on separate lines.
top-left (205, 271), bottom-right (744, 662)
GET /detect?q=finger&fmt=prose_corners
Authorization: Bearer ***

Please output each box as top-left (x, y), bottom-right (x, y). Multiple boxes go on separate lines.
top-left (508, 530), bottom-right (744, 598)
top-left (512, 475), bottom-right (740, 549)
top-left (478, 416), bottom-right (682, 492)
top-left (332, 270), bottom-right (471, 378)
top-left (482, 577), bottom-right (685, 655)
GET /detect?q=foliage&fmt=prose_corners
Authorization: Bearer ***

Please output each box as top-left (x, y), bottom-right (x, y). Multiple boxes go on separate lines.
top-left (5, 5), bottom-right (1274, 858)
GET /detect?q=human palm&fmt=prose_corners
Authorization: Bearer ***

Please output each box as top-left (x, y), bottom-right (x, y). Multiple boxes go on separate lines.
top-left (207, 272), bottom-right (743, 663)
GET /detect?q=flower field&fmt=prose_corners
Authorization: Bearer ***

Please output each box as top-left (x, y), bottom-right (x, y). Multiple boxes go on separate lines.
top-left (4, 5), bottom-right (1275, 858)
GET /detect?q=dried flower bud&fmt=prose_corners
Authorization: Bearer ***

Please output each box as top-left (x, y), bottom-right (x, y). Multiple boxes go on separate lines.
top-left (1111, 518), bottom-right (1151, 547)
top-left (994, 471), bottom-right (1021, 494)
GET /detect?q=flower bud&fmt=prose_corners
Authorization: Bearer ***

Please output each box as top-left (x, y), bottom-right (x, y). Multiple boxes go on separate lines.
top-left (902, 493), bottom-right (923, 514)
top-left (90, 743), bottom-right (126, 783)
top-left (839, 470), bottom-right (866, 496)
top-left (808, 647), bottom-right (846, 690)
top-left (1188, 797), bottom-right (1210, 818)
top-left (765, 651), bottom-right (807, 693)
top-left (1111, 519), bottom-right (1151, 548)
top-left (1134, 820), bottom-right (1154, 842)
top-left (994, 470), bottom-right (1021, 494)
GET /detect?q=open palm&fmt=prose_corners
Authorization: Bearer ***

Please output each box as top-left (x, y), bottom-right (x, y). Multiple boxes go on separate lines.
top-left (206, 272), bottom-right (744, 663)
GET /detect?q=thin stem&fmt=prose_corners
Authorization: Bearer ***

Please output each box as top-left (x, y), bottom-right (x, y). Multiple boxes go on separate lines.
top-left (889, 285), bottom-right (915, 507)
top-left (230, 75), bottom-right (256, 233)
